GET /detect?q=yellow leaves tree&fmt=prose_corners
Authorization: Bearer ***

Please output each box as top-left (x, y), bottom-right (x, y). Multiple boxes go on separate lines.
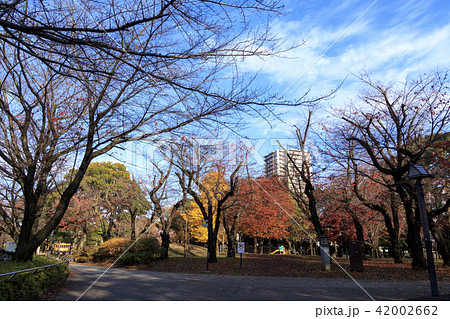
top-left (182, 203), bottom-right (208, 243)
top-left (183, 171), bottom-right (228, 243)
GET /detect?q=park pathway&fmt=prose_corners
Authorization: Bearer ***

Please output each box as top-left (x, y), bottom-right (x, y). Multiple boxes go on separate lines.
top-left (46, 263), bottom-right (450, 301)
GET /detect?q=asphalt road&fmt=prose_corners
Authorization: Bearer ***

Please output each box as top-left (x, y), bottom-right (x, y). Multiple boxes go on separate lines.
top-left (46, 263), bottom-right (450, 301)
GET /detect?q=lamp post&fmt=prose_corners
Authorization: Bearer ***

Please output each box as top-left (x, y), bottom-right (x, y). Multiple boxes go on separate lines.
top-left (408, 163), bottom-right (439, 297)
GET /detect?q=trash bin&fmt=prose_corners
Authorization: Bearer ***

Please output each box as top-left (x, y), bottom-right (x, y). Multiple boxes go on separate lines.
top-left (348, 241), bottom-right (363, 272)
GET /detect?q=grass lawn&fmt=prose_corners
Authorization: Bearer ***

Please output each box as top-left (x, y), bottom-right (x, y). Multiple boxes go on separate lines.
top-left (121, 243), bottom-right (450, 282)
top-left (168, 242), bottom-right (208, 257)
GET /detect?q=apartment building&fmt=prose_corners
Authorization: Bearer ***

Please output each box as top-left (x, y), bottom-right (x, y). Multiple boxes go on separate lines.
top-left (264, 149), bottom-right (311, 192)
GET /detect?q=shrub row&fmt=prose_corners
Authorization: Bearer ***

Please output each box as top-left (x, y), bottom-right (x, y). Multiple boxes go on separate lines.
top-left (91, 237), bottom-right (160, 265)
top-left (0, 256), bottom-right (69, 300)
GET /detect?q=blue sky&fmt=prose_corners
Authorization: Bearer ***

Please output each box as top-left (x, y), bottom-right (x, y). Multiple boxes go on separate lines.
top-left (101, 0), bottom-right (450, 177)
top-left (246, 0), bottom-right (450, 94)
top-left (237, 0), bottom-right (450, 168)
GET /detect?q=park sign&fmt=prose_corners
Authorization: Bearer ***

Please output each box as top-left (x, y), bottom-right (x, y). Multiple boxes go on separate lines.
top-left (237, 242), bottom-right (245, 268)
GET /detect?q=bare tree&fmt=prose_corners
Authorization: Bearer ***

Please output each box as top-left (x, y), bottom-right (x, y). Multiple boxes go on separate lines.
top-left (335, 71), bottom-right (450, 269)
top-left (278, 111), bottom-right (324, 238)
top-left (0, 179), bottom-right (22, 242)
top-left (0, 1), bottom-right (303, 261)
top-left (323, 122), bottom-right (406, 263)
top-left (170, 138), bottom-right (242, 263)
top-left (220, 148), bottom-right (252, 258)
top-left (146, 154), bottom-right (187, 259)
top-left (0, 1), bottom-right (289, 75)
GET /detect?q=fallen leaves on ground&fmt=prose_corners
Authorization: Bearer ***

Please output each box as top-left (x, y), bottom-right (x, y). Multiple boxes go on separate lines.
top-left (123, 254), bottom-right (450, 281)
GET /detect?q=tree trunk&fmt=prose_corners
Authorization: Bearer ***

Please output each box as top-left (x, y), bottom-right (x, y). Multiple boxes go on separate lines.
top-left (104, 226), bottom-right (112, 242)
top-left (348, 208), bottom-right (366, 259)
top-left (405, 206), bottom-right (426, 269)
top-left (207, 233), bottom-right (218, 263)
top-left (160, 231), bottom-right (170, 259)
top-left (13, 196), bottom-right (40, 261)
top-left (307, 190), bottom-right (324, 237)
top-left (222, 211), bottom-right (239, 258)
top-left (184, 220), bottom-right (189, 257)
top-left (205, 216), bottom-right (220, 263)
top-left (429, 219), bottom-right (450, 267)
top-left (130, 210), bottom-right (137, 241)
top-left (377, 205), bottom-right (403, 263)
top-left (294, 182), bottom-right (323, 238)
top-left (390, 237), bottom-right (403, 263)
top-left (14, 181), bottom-right (77, 262)
top-left (226, 236), bottom-right (237, 258)
top-left (395, 180), bottom-right (426, 270)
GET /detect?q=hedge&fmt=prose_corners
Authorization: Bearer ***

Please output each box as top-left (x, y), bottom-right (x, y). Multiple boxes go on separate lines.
top-left (0, 256), bottom-right (69, 300)
top-left (92, 237), bottom-right (160, 265)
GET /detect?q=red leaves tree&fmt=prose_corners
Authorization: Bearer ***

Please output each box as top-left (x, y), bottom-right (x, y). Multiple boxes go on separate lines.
top-left (238, 177), bottom-right (293, 251)
top-left (320, 207), bottom-right (357, 244)
top-left (58, 193), bottom-right (98, 251)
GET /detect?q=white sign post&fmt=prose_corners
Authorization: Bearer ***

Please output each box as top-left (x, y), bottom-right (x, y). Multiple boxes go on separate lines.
top-left (237, 242), bottom-right (245, 268)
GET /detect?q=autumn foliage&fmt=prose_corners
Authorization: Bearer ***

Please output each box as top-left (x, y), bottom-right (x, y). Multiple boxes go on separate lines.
top-left (238, 177), bottom-right (293, 240)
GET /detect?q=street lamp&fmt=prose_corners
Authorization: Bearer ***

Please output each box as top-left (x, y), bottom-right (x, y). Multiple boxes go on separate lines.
top-left (408, 163), bottom-right (431, 179)
top-left (408, 163), bottom-right (439, 297)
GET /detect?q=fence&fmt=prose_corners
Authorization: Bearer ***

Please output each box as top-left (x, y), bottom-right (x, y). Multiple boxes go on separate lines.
top-left (0, 261), bottom-right (69, 280)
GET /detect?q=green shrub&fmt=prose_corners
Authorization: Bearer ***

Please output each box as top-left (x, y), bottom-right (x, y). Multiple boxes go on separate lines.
top-left (0, 256), bottom-right (69, 300)
top-left (75, 256), bottom-right (88, 263)
top-left (119, 251), bottom-right (157, 265)
top-left (80, 245), bottom-right (99, 257)
top-left (128, 237), bottom-right (160, 254)
top-left (119, 237), bottom-right (160, 266)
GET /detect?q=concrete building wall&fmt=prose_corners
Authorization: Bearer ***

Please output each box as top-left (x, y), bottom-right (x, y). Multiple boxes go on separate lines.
top-left (264, 149), bottom-right (311, 192)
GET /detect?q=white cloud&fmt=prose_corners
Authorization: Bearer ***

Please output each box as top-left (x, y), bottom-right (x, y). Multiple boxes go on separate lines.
top-left (238, 0), bottom-right (450, 161)
top-left (241, 4), bottom-right (450, 105)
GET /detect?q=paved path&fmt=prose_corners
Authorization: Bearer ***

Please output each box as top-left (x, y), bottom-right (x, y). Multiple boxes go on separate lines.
top-left (47, 263), bottom-right (450, 301)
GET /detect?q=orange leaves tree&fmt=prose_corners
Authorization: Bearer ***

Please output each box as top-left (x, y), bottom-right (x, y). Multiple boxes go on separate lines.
top-left (58, 193), bottom-right (99, 251)
top-left (0, 1), bottom-right (301, 262)
top-left (238, 177), bottom-right (293, 251)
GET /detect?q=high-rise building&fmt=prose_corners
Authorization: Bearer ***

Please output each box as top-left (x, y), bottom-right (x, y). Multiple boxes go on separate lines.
top-left (264, 149), bottom-right (311, 192)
